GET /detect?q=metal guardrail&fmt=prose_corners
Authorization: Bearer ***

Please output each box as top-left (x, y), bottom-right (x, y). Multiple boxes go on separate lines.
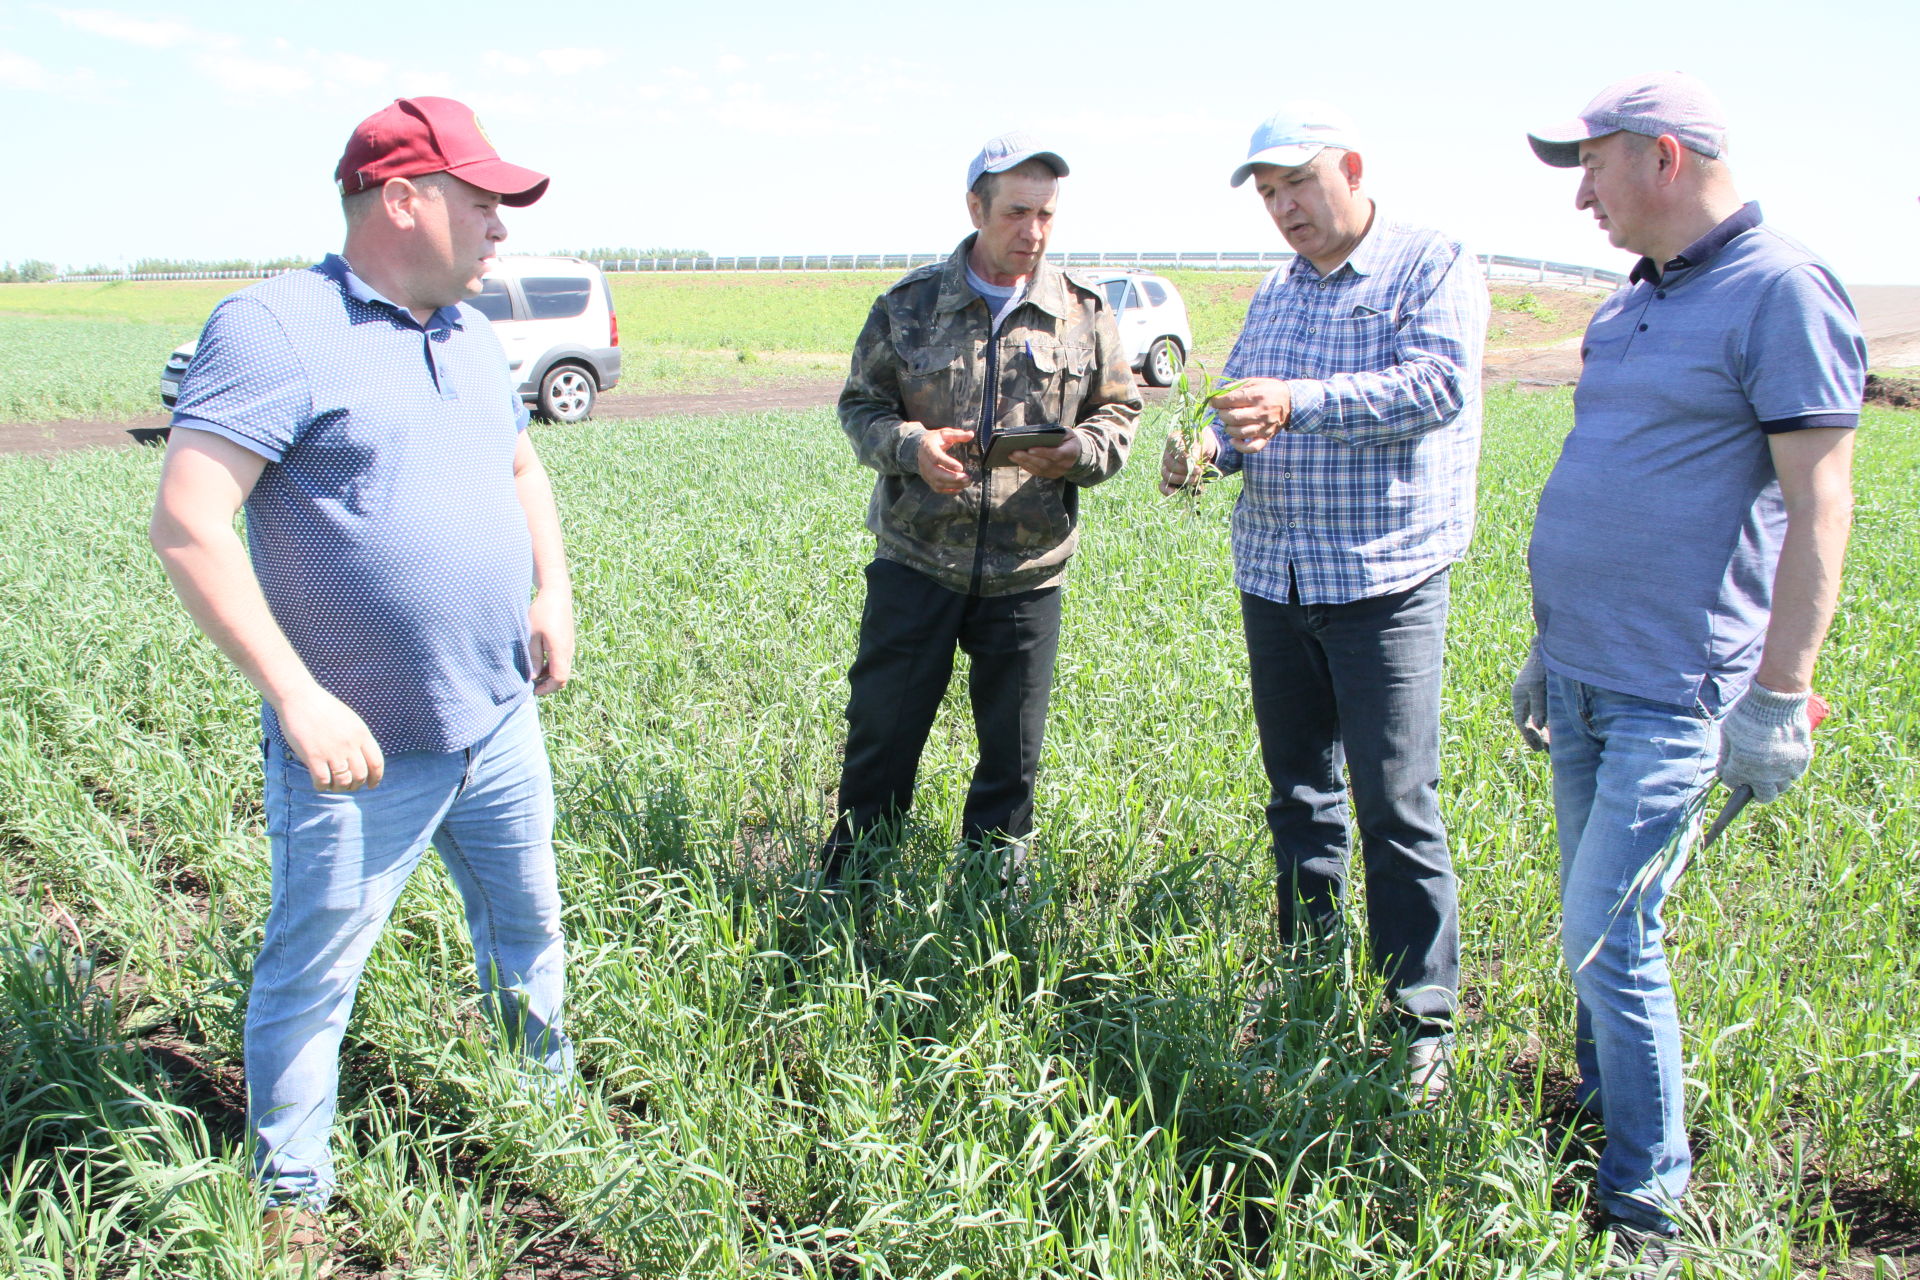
top-left (57, 267), bottom-right (306, 283)
top-left (53, 252), bottom-right (1626, 289)
top-left (580, 250), bottom-right (1622, 288)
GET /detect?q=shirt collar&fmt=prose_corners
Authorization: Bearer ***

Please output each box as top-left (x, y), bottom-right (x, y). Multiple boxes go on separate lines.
top-left (1628, 201), bottom-right (1762, 285)
top-left (938, 234), bottom-right (1068, 319)
top-left (1287, 200), bottom-right (1387, 283)
top-left (318, 253), bottom-right (463, 330)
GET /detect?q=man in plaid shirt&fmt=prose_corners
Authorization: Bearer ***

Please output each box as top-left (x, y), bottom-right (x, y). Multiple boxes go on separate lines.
top-left (1164, 102), bottom-right (1488, 1098)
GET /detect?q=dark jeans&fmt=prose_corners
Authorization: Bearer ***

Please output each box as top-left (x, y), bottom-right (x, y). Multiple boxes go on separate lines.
top-left (824, 558), bottom-right (1062, 878)
top-left (1241, 568), bottom-right (1459, 1027)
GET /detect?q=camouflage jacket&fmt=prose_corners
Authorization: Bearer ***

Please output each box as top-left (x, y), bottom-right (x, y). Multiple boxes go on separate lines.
top-left (839, 236), bottom-right (1141, 596)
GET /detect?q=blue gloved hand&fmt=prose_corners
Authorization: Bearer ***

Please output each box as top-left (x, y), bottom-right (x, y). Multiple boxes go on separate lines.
top-left (1510, 638), bottom-right (1549, 752)
top-left (1716, 683), bottom-right (1813, 804)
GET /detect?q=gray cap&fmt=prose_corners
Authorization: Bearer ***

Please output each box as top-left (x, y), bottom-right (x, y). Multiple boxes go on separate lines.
top-left (966, 130), bottom-right (1069, 191)
top-left (1528, 71), bottom-right (1729, 168)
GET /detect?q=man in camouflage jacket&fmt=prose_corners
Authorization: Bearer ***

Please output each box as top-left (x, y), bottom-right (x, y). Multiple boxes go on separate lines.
top-left (823, 131), bottom-right (1140, 885)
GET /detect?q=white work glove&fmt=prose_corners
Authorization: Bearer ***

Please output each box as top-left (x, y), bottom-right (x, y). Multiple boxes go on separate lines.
top-left (1510, 638), bottom-right (1549, 752)
top-left (1716, 684), bottom-right (1813, 804)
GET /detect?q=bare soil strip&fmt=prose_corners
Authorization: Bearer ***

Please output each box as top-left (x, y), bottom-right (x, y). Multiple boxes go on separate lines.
top-left (8, 283), bottom-right (1917, 458)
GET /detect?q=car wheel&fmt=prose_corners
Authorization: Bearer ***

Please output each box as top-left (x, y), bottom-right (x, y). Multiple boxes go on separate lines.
top-left (537, 364), bottom-right (597, 423)
top-left (1143, 337), bottom-right (1183, 387)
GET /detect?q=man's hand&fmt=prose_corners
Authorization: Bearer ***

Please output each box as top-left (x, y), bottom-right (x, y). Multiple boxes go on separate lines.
top-left (1511, 639), bottom-right (1549, 751)
top-left (1160, 431), bottom-right (1220, 495)
top-left (278, 684), bottom-right (385, 792)
top-left (528, 587), bottom-right (575, 695)
top-left (1011, 432), bottom-right (1081, 479)
top-left (916, 425), bottom-right (976, 493)
top-left (1717, 683), bottom-right (1813, 804)
top-left (1209, 378), bottom-right (1291, 453)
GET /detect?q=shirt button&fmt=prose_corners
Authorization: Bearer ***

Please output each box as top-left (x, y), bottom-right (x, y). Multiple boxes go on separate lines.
top-left (1288, 521), bottom-right (1298, 528)
top-left (1638, 323), bottom-right (1649, 332)
top-left (1308, 326), bottom-right (1317, 334)
top-left (1655, 290), bottom-right (1667, 299)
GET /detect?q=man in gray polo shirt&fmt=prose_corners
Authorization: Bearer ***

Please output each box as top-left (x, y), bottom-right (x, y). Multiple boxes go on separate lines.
top-left (150, 97), bottom-right (575, 1259)
top-left (1514, 72), bottom-right (1863, 1256)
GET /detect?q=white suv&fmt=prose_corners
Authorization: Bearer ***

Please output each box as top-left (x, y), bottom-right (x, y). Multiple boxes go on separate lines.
top-left (160, 254), bottom-right (622, 423)
top-left (468, 255), bottom-right (621, 422)
top-left (1085, 270), bottom-right (1192, 387)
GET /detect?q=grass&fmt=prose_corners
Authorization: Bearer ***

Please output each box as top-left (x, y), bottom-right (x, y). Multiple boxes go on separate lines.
top-left (1, 390), bottom-right (1917, 1276)
top-left (0, 267), bottom-right (1601, 423)
top-left (0, 280), bottom-right (232, 421)
top-left (0, 267), bottom-right (1348, 422)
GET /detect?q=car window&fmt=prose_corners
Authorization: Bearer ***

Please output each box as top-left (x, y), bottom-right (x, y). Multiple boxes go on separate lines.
top-left (470, 279), bottom-right (514, 322)
top-left (1102, 279), bottom-right (1130, 311)
top-left (1142, 280), bottom-right (1169, 307)
top-left (521, 277), bottom-right (592, 320)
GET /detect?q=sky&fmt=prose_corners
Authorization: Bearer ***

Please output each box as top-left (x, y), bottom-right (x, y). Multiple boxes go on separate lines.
top-left (4, 0), bottom-right (1917, 284)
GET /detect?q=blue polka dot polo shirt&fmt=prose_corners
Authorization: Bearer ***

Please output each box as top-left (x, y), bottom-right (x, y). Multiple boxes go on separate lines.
top-left (171, 254), bottom-right (535, 756)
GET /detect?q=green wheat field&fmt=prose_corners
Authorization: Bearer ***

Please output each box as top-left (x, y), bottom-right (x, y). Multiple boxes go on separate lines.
top-left (0, 275), bottom-right (1917, 1278)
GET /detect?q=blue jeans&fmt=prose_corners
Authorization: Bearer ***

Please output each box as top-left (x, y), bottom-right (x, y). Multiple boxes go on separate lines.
top-left (247, 697), bottom-right (571, 1209)
top-left (1241, 569), bottom-right (1459, 1029)
top-left (1547, 671), bottom-right (1717, 1235)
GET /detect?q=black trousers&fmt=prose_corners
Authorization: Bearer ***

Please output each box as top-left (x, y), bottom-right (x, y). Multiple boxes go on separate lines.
top-left (1241, 571), bottom-right (1459, 1028)
top-left (824, 558), bottom-right (1062, 875)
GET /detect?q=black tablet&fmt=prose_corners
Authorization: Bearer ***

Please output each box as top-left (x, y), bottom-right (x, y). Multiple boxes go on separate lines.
top-left (982, 424), bottom-right (1068, 468)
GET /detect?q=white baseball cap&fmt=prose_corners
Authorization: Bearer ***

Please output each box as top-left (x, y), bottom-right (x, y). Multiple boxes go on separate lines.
top-left (1230, 102), bottom-right (1360, 187)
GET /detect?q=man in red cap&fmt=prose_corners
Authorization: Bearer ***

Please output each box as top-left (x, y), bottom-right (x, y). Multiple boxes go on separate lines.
top-left (150, 97), bottom-right (573, 1264)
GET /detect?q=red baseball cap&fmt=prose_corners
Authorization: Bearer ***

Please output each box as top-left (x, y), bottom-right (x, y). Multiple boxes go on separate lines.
top-left (335, 96), bottom-right (549, 207)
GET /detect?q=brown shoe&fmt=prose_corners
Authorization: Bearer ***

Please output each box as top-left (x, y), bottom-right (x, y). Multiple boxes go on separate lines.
top-left (262, 1207), bottom-right (333, 1276)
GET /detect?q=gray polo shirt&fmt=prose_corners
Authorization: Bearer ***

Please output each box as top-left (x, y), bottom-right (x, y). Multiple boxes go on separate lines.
top-left (1529, 204), bottom-right (1865, 712)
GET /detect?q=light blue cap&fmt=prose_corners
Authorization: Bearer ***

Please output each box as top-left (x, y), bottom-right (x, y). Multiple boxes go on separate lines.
top-left (1230, 102), bottom-right (1360, 187)
top-left (967, 130), bottom-right (1069, 191)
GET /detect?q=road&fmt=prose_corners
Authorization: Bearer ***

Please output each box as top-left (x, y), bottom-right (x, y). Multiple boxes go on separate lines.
top-left (1854, 285), bottom-right (1920, 367)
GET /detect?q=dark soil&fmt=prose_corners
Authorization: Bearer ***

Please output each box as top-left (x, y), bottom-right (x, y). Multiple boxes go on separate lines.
top-left (1485, 287), bottom-right (1606, 350)
top-left (1512, 1056), bottom-right (1920, 1276)
top-left (1865, 373), bottom-right (1920, 409)
top-left (0, 379), bottom-right (1178, 457)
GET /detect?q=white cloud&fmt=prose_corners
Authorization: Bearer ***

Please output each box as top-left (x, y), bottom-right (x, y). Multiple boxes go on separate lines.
top-left (193, 50), bottom-right (314, 96)
top-left (53, 6), bottom-right (194, 47)
top-left (537, 47), bottom-right (610, 74)
top-left (395, 68), bottom-right (455, 97)
top-left (716, 53), bottom-right (746, 72)
top-left (0, 46), bottom-right (113, 98)
top-left (0, 48), bottom-right (55, 91)
top-left (1039, 106), bottom-right (1241, 141)
top-left (328, 52), bottom-right (389, 86)
top-left (483, 49), bottom-right (534, 76)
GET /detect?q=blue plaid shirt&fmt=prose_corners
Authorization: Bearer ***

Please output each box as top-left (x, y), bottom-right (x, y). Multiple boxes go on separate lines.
top-left (1214, 211), bottom-right (1488, 605)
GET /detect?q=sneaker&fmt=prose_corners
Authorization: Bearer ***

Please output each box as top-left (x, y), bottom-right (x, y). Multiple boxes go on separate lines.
top-left (1597, 1213), bottom-right (1679, 1274)
top-left (262, 1206), bottom-right (333, 1277)
top-left (1403, 1036), bottom-right (1452, 1104)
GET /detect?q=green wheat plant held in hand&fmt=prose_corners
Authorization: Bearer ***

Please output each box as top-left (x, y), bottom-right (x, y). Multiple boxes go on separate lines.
top-left (1156, 363), bottom-right (1241, 504)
